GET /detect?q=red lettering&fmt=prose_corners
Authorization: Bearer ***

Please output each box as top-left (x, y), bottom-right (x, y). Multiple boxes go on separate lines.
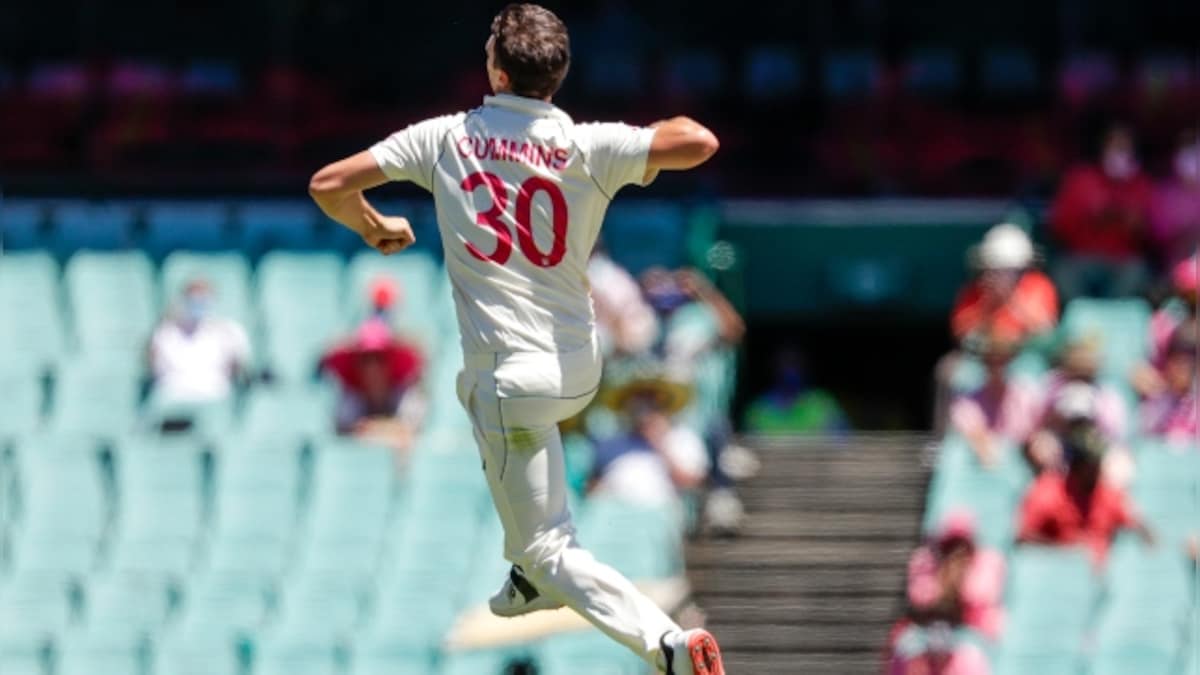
top-left (553, 148), bottom-right (569, 170)
top-left (457, 137), bottom-right (473, 157)
top-left (536, 146), bottom-right (553, 168)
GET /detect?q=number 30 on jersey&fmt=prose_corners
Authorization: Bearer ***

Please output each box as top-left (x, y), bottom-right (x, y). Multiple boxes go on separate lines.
top-left (461, 171), bottom-right (568, 268)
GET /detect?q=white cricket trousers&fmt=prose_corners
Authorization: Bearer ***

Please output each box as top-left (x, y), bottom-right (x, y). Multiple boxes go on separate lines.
top-left (456, 340), bottom-right (680, 668)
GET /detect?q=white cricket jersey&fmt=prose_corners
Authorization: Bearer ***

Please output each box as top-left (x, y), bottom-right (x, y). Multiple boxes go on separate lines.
top-left (370, 93), bottom-right (655, 355)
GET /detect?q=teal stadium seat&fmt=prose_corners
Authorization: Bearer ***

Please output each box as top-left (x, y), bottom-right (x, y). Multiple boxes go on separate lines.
top-left (161, 251), bottom-right (255, 328)
top-left (49, 362), bottom-right (141, 438)
top-left (439, 648), bottom-right (541, 675)
top-left (82, 573), bottom-right (176, 636)
top-left (923, 435), bottom-right (1029, 550)
top-left (1060, 298), bottom-right (1152, 378)
top-left (0, 621), bottom-right (50, 675)
top-left (0, 199), bottom-right (45, 249)
top-left (257, 252), bottom-right (344, 382)
top-left (107, 438), bottom-right (206, 577)
top-left (65, 251), bottom-right (157, 363)
top-left (0, 571), bottom-right (76, 636)
top-left (52, 202), bottom-right (136, 255)
top-left (1002, 545), bottom-right (1097, 657)
top-left (345, 249), bottom-right (441, 350)
top-left (240, 385), bottom-right (335, 438)
top-left (0, 363), bottom-right (44, 437)
top-left (277, 573), bottom-right (370, 635)
top-left (299, 439), bottom-right (398, 581)
top-left (207, 443), bottom-right (303, 577)
top-left (0, 251), bottom-right (66, 368)
top-left (1130, 440), bottom-right (1200, 545)
top-left (152, 628), bottom-right (243, 675)
top-left (577, 497), bottom-right (684, 580)
top-left (144, 202), bottom-right (231, 258)
top-left (236, 200), bottom-right (320, 257)
top-left (55, 628), bottom-right (146, 675)
top-left (252, 616), bottom-right (344, 675)
top-left (176, 571), bottom-right (274, 637)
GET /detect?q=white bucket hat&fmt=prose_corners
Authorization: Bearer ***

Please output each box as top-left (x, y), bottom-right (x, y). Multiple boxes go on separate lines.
top-left (974, 223), bottom-right (1035, 270)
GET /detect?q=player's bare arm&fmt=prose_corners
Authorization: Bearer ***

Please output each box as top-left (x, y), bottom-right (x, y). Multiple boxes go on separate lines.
top-left (308, 151), bottom-right (416, 255)
top-left (643, 116), bottom-right (720, 183)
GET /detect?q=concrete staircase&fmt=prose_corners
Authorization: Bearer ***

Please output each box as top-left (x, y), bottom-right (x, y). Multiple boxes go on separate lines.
top-left (686, 434), bottom-right (932, 675)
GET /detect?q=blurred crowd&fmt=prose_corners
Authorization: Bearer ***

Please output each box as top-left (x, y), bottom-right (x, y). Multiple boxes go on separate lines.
top-left (886, 124), bottom-right (1198, 673)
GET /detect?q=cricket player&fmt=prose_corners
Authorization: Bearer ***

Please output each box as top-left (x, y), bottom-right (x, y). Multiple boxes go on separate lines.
top-left (309, 5), bottom-right (723, 673)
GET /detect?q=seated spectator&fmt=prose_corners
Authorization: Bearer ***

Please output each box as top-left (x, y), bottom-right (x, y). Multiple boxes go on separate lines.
top-left (641, 266), bottom-right (745, 374)
top-left (950, 223), bottom-right (1058, 347)
top-left (1149, 130), bottom-right (1200, 268)
top-left (887, 623), bottom-right (992, 675)
top-left (588, 248), bottom-right (659, 357)
top-left (1017, 409), bottom-right (1153, 564)
top-left (744, 346), bottom-right (847, 434)
top-left (1139, 320), bottom-right (1198, 442)
top-left (1040, 336), bottom-right (1127, 440)
top-left (1028, 382), bottom-right (1133, 485)
top-left (149, 278), bottom-right (250, 404)
top-left (590, 377), bottom-right (709, 509)
top-left (935, 223), bottom-right (1056, 430)
top-left (948, 337), bottom-right (1044, 467)
top-left (320, 319), bottom-right (425, 452)
top-left (906, 510), bottom-right (1005, 640)
top-left (1049, 123), bottom-right (1153, 299)
top-left (1132, 254), bottom-right (1197, 396)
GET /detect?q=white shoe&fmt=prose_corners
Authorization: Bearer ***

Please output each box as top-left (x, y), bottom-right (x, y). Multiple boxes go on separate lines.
top-left (488, 565), bottom-right (563, 618)
top-left (661, 628), bottom-right (725, 675)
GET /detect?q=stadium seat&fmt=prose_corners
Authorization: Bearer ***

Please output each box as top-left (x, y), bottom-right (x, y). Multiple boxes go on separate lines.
top-left (0, 199), bottom-right (46, 249)
top-left (440, 648), bottom-right (541, 675)
top-left (52, 202), bottom-right (136, 255)
top-left (236, 200), bottom-right (320, 257)
top-left (0, 251), bottom-right (67, 368)
top-left (160, 251), bottom-right (254, 328)
top-left (601, 203), bottom-right (686, 276)
top-left (141, 395), bottom-right (237, 440)
top-left (177, 571), bottom-right (274, 636)
top-left (9, 438), bottom-right (107, 573)
top-left (982, 46), bottom-right (1039, 94)
top-left (252, 616), bottom-right (344, 675)
top-left (743, 45), bottom-right (804, 100)
top-left (108, 437), bottom-right (206, 576)
top-left (206, 442), bottom-right (303, 577)
top-left (0, 571), bottom-right (77, 635)
top-left (0, 363), bottom-right (44, 436)
top-left (903, 48), bottom-right (963, 95)
top-left (55, 628), bottom-right (146, 675)
top-left (1003, 546), bottom-right (1097, 655)
top-left (344, 249), bottom-right (441, 347)
top-left (0, 621), bottom-right (50, 675)
top-left (576, 497), bottom-right (683, 580)
top-left (994, 651), bottom-right (1082, 675)
top-left (1060, 298), bottom-right (1152, 378)
top-left (923, 437), bottom-right (1028, 549)
top-left (144, 202), bottom-right (231, 258)
top-left (152, 628), bottom-right (243, 675)
top-left (276, 573), bottom-right (369, 634)
top-left (48, 361), bottom-right (141, 438)
top-left (257, 252), bottom-right (344, 381)
top-left (239, 384), bottom-right (334, 438)
top-left (82, 573), bottom-right (176, 635)
top-left (65, 251), bottom-right (157, 362)
top-left (823, 49), bottom-right (882, 98)
top-left (1091, 647), bottom-right (1177, 675)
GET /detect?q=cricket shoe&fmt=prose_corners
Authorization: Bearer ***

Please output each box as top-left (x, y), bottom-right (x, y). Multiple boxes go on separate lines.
top-left (488, 565), bottom-right (563, 617)
top-left (661, 628), bottom-right (725, 675)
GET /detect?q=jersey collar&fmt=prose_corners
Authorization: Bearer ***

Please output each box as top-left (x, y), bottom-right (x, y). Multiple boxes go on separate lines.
top-left (483, 93), bottom-right (573, 124)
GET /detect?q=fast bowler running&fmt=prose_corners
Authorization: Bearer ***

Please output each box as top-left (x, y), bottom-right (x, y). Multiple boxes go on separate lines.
top-left (308, 4), bottom-right (723, 673)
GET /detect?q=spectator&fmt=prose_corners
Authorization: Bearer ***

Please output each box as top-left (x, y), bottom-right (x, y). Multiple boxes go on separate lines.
top-left (1017, 404), bottom-right (1153, 564)
top-left (1049, 124), bottom-right (1154, 299)
top-left (950, 223), bottom-right (1058, 346)
top-left (319, 319), bottom-right (425, 452)
top-left (1132, 253), bottom-right (1197, 397)
top-left (1040, 336), bottom-right (1127, 440)
top-left (588, 249), bottom-right (659, 357)
top-left (1139, 320), bottom-right (1198, 442)
top-left (590, 377), bottom-right (709, 509)
top-left (936, 224), bottom-right (1056, 431)
top-left (947, 336), bottom-right (1044, 467)
top-left (148, 278), bottom-right (250, 404)
top-left (1149, 130), bottom-right (1200, 268)
top-left (1027, 381), bottom-right (1133, 485)
top-left (906, 510), bottom-right (1006, 640)
top-left (744, 346), bottom-right (847, 434)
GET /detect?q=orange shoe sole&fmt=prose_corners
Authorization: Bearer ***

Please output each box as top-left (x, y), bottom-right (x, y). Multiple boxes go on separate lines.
top-left (687, 629), bottom-right (725, 675)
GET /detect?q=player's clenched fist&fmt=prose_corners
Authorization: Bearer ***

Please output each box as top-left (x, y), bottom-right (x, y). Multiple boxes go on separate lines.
top-left (361, 215), bottom-right (415, 255)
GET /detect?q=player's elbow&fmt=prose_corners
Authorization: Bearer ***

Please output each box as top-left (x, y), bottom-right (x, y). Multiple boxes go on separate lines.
top-left (694, 127), bottom-right (720, 163)
top-left (308, 166), bottom-right (346, 201)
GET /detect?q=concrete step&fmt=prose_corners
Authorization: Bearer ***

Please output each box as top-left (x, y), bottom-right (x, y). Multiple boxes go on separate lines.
top-left (695, 594), bottom-right (898, 625)
top-left (689, 565), bottom-right (906, 597)
top-left (706, 621), bottom-right (892, 653)
top-left (736, 510), bottom-right (921, 540)
top-left (687, 539), bottom-right (912, 568)
top-left (721, 650), bottom-right (880, 675)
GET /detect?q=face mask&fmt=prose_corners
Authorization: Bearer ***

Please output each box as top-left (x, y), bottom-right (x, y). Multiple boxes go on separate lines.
top-left (1103, 149), bottom-right (1138, 180)
top-left (1174, 146), bottom-right (1200, 183)
top-left (183, 296), bottom-right (210, 324)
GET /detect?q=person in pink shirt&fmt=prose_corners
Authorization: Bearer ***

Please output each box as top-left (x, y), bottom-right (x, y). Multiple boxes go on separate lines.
top-left (948, 337), bottom-right (1045, 467)
top-left (906, 510), bottom-right (1006, 641)
top-left (1040, 337), bottom-right (1128, 440)
top-left (1149, 130), bottom-right (1200, 268)
top-left (1140, 321), bottom-right (1198, 442)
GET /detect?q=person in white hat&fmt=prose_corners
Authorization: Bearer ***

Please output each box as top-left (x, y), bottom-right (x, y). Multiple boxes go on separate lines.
top-left (935, 223), bottom-right (1059, 432)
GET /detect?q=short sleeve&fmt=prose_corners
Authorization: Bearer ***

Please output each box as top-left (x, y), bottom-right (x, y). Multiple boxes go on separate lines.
top-left (662, 426), bottom-right (710, 480)
top-left (369, 114), bottom-right (461, 192)
top-left (577, 122), bottom-right (656, 196)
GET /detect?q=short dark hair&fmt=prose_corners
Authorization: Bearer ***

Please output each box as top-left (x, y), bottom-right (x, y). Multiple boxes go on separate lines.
top-left (490, 3), bottom-right (570, 99)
